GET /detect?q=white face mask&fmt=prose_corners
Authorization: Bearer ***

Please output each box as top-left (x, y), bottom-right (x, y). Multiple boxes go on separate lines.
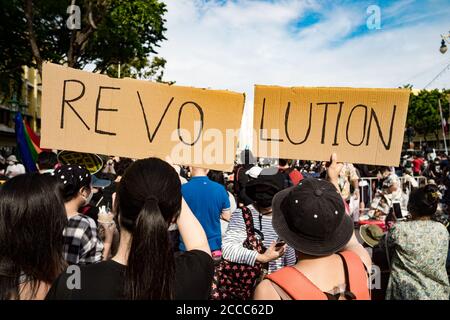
top-left (82, 190), bottom-right (93, 205)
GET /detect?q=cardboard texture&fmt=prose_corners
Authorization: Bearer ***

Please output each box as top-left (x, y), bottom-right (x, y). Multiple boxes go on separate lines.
top-left (253, 85), bottom-right (410, 166)
top-left (41, 62), bottom-right (245, 171)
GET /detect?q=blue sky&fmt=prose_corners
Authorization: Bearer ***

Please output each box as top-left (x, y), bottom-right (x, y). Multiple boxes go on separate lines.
top-left (160, 0), bottom-right (450, 89)
top-left (159, 0), bottom-right (450, 145)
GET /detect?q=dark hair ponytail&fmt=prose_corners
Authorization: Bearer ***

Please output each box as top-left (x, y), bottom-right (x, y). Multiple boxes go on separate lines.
top-left (117, 158), bottom-right (181, 300)
top-left (408, 184), bottom-right (440, 217)
top-left (124, 198), bottom-right (175, 299)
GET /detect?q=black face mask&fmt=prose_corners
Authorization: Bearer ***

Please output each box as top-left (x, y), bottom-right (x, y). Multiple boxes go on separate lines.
top-left (254, 192), bottom-right (275, 208)
top-left (256, 199), bottom-right (272, 208)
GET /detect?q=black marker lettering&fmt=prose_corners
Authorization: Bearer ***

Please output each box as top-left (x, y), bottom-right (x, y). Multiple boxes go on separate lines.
top-left (346, 104), bottom-right (368, 147)
top-left (260, 98), bottom-right (283, 142)
top-left (333, 101), bottom-right (344, 146)
top-left (177, 101), bottom-right (204, 146)
top-left (137, 92), bottom-right (174, 143)
top-left (95, 86), bottom-right (120, 136)
top-left (285, 102), bottom-right (312, 145)
top-left (317, 102), bottom-right (338, 144)
top-left (366, 105), bottom-right (397, 150)
top-left (60, 79), bottom-right (89, 130)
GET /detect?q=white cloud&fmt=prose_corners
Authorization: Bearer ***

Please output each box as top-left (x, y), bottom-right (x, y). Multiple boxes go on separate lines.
top-left (158, 0), bottom-right (450, 148)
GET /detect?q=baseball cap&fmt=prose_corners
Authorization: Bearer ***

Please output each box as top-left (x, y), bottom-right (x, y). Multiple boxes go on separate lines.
top-left (92, 175), bottom-right (112, 189)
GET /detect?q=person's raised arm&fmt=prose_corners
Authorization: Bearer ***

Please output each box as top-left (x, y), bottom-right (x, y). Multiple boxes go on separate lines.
top-left (352, 179), bottom-right (360, 200)
top-left (326, 153), bottom-right (343, 192)
top-left (100, 222), bottom-right (116, 260)
top-left (177, 197), bottom-right (211, 256)
top-left (327, 153), bottom-right (371, 270)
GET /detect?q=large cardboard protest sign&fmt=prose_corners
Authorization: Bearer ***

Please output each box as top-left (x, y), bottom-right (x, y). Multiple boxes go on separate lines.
top-left (41, 62), bottom-right (245, 171)
top-left (253, 85), bottom-right (410, 166)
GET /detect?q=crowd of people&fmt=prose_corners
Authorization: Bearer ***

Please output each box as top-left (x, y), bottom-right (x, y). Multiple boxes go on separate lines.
top-left (0, 148), bottom-right (449, 300)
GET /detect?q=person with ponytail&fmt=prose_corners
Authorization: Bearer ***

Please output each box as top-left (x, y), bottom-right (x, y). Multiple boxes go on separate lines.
top-left (46, 158), bottom-right (214, 300)
top-left (382, 184), bottom-right (450, 300)
top-left (0, 174), bottom-right (67, 300)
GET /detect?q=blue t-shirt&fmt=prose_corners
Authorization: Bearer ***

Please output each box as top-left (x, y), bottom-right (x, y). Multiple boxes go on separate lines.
top-left (180, 176), bottom-right (230, 251)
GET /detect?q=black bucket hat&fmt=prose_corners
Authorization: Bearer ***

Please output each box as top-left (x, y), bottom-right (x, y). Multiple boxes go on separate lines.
top-left (272, 178), bottom-right (353, 256)
top-left (245, 168), bottom-right (285, 203)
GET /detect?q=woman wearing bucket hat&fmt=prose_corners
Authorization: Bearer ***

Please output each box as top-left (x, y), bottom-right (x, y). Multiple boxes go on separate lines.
top-left (254, 153), bottom-right (371, 300)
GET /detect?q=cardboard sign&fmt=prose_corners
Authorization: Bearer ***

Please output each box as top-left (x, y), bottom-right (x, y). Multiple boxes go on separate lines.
top-left (253, 85), bottom-right (410, 166)
top-left (57, 151), bottom-right (104, 174)
top-left (41, 62), bottom-right (245, 171)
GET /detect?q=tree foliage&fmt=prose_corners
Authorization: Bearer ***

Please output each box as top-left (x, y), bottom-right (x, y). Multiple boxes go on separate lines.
top-left (106, 56), bottom-right (173, 84)
top-left (0, 0), bottom-right (32, 101)
top-left (405, 85), bottom-right (450, 142)
top-left (0, 0), bottom-right (168, 82)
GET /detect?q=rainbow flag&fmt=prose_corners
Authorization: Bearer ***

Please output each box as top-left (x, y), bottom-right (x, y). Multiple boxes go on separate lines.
top-left (14, 112), bottom-right (42, 172)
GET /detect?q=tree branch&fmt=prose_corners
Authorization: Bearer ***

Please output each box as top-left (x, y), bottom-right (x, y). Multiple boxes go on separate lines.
top-left (69, 0), bottom-right (108, 68)
top-left (24, 0), bottom-right (43, 76)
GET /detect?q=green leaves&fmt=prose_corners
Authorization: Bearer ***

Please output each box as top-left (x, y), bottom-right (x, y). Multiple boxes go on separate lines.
top-left (86, 0), bottom-right (167, 72)
top-left (406, 87), bottom-right (450, 140)
top-left (0, 0), bottom-right (167, 78)
top-left (105, 56), bottom-right (170, 83)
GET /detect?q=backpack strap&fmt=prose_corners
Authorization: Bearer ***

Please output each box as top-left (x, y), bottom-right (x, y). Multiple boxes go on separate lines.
top-left (241, 206), bottom-right (265, 253)
top-left (235, 167), bottom-right (242, 183)
top-left (265, 267), bottom-right (328, 300)
top-left (241, 206), bottom-right (256, 238)
top-left (233, 166), bottom-right (242, 194)
top-left (336, 251), bottom-right (371, 300)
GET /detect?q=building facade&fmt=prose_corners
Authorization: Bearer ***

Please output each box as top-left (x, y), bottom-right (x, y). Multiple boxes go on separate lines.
top-left (0, 66), bottom-right (41, 149)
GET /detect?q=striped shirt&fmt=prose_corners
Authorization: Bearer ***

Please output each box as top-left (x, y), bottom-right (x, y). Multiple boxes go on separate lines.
top-left (222, 204), bottom-right (296, 274)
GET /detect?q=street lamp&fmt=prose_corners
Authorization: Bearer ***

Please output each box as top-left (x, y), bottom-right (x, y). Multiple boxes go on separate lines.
top-left (6, 95), bottom-right (20, 126)
top-left (7, 95), bottom-right (20, 112)
top-left (440, 32), bottom-right (450, 54)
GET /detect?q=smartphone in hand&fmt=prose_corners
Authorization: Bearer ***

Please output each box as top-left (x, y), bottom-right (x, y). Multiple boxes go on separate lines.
top-left (274, 238), bottom-right (286, 250)
top-left (393, 202), bottom-right (403, 219)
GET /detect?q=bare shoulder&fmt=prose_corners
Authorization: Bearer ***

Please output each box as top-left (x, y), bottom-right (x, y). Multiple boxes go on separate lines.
top-left (253, 279), bottom-right (281, 300)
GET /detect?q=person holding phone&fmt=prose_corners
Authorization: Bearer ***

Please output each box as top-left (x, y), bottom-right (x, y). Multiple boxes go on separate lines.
top-left (254, 153), bottom-right (372, 301)
top-left (369, 174), bottom-right (408, 221)
top-left (385, 202), bottom-right (409, 227)
top-left (274, 239), bottom-right (286, 249)
top-left (222, 169), bottom-right (297, 274)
